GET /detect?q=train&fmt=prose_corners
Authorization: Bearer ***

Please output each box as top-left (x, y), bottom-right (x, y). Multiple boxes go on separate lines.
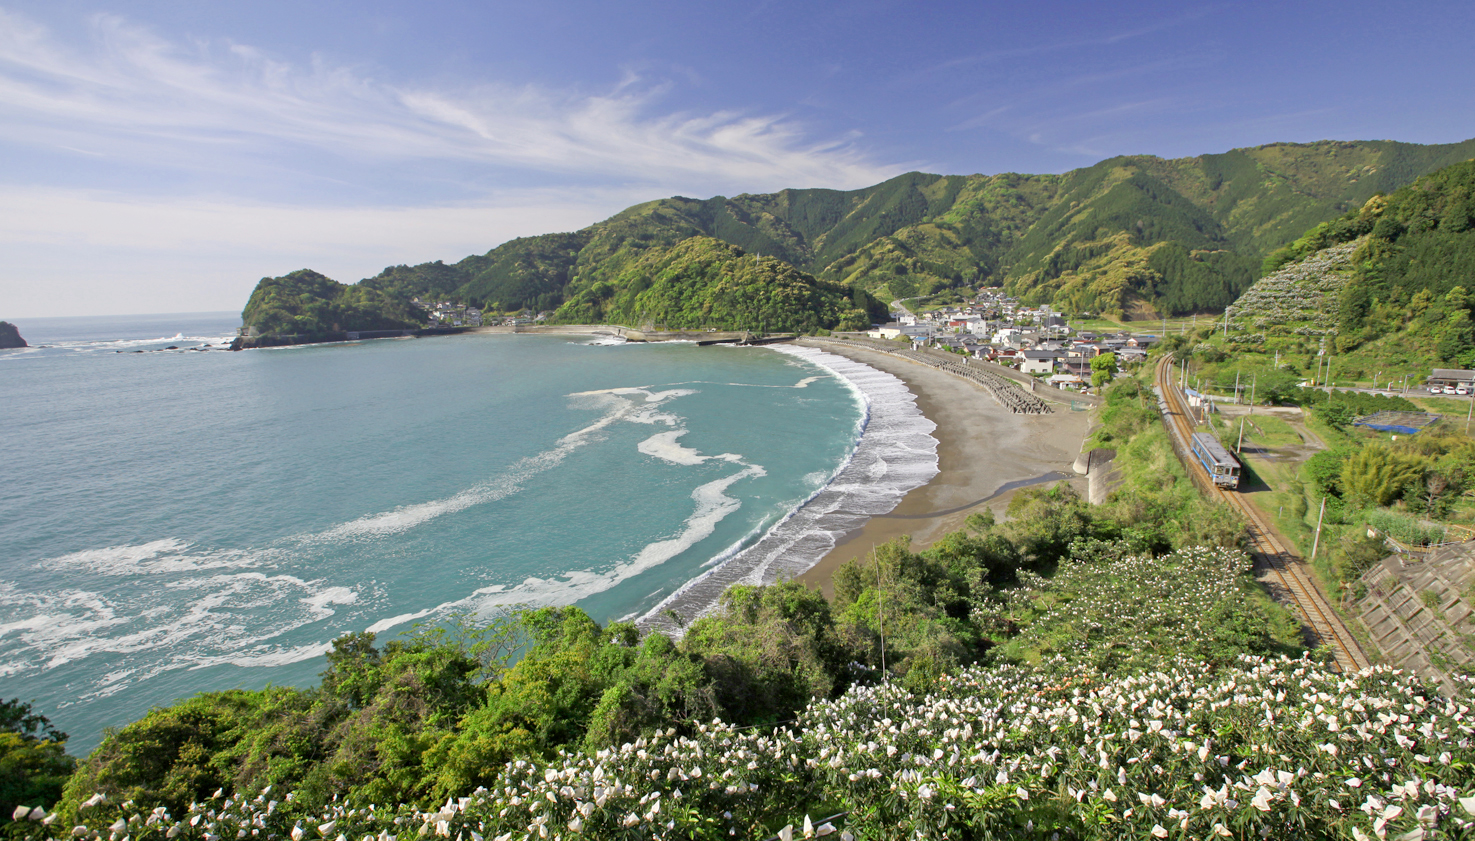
top-left (1190, 432), bottom-right (1241, 489)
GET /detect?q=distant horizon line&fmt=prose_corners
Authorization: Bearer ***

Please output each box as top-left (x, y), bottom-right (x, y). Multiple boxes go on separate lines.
top-left (5, 310), bottom-right (242, 323)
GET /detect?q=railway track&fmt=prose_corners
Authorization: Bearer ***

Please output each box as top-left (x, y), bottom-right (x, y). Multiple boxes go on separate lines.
top-left (1154, 355), bottom-right (1371, 673)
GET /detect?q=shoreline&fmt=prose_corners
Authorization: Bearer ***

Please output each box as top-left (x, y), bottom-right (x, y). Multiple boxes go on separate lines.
top-left (792, 340), bottom-right (1091, 596)
top-left (635, 342), bottom-right (940, 634)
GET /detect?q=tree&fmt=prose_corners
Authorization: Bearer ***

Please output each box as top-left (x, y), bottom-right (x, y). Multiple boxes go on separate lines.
top-left (1090, 352), bottom-right (1118, 387)
top-left (0, 700), bottom-right (75, 823)
top-left (1341, 444), bottom-right (1426, 508)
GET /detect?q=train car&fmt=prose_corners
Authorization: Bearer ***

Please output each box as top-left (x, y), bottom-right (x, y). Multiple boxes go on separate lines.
top-left (1190, 432), bottom-right (1241, 489)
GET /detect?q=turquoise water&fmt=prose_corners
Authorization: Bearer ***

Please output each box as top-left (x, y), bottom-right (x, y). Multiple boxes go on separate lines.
top-left (0, 316), bottom-right (937, 753)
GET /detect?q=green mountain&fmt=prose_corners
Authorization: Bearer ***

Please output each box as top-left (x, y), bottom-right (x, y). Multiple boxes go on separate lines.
top-left (239, 137), bottom-right (1475, 333)
top-left (554, 236), bottom-right (884, 332)
top-left (241, 269), bottom-right (426, 336)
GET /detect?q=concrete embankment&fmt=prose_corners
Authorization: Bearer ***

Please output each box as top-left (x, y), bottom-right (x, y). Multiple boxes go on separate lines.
top-left (472, 325), bottom-right (793, 344)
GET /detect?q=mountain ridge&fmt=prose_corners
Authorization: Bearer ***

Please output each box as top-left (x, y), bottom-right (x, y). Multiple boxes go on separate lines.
top-left (239, 137), bottom-right (1475, 334)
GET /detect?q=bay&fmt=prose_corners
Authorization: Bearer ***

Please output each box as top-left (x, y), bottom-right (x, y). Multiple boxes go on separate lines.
top-left (1, 316), bottom-right (881, 752)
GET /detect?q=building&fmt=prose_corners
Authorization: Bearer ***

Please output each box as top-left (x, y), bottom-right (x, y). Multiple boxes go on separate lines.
top-left (1429, 369), bottom-right (1475, 389)
top-left (869, 323), bottom-right (905, 340)
top-left (1019, 350), bottom-right (1060, 375)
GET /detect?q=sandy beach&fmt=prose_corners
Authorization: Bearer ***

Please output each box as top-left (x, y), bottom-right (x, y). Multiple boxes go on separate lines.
top-left (794, 340), bottom-right (1092, 596)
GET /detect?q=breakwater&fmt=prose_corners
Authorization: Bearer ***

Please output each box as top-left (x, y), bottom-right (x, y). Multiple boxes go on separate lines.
top-left (800, 338), bottom-right (1059, 414)
top-left (229, 326), bottom-right (469, 349)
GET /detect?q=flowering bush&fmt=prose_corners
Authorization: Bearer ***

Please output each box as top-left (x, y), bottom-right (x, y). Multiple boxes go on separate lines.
top-left (15, 652), bottom-right (1475, 841)
top-left (994, 545), bottom-right (1283, 669)
top-left (1229, 241), bottom-right (1359, 337)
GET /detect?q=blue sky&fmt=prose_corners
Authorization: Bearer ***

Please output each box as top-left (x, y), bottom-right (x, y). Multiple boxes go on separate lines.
top-left (3, 0), bottom-right (1473, 317)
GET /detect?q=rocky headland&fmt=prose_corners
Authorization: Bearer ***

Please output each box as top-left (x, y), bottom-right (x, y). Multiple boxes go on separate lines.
top-left (0, 320), bottom-right (28, 348)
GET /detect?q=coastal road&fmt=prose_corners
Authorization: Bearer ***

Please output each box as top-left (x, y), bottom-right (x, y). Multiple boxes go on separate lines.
top-left (1155, 354), bottom-right (1372, 673)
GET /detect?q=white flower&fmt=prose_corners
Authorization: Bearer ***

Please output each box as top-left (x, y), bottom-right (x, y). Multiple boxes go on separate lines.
top-left (1151, 825), bottom-right (1168, 838)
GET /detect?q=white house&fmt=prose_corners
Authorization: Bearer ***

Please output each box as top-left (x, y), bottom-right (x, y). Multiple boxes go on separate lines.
top-left (1019, 350), bottom-right (1059, 375)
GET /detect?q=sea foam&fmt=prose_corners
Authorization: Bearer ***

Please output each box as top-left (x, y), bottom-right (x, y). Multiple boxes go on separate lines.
top-left (636, 344), bottom-right (939, 634)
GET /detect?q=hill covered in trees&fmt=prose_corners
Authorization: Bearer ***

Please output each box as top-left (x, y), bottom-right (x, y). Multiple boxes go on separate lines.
top-left (238, 138), bottom-right (1475, 333)
top-left (241, 269), bottom-right (426, 336)
top-left (1225, 158), bottom-right (1475, 371)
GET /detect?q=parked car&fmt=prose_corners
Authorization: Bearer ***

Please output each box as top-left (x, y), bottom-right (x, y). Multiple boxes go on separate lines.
top-left (1459, 386), bottom-right (1470, 396)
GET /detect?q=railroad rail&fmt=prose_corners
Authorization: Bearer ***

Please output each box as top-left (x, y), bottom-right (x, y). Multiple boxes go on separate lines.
top-left (1154, 354), bottom-right (1371, 673)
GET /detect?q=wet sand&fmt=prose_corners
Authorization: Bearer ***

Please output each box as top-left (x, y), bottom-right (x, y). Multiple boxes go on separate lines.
top-left (794, 341), bottom-right (1092, 596)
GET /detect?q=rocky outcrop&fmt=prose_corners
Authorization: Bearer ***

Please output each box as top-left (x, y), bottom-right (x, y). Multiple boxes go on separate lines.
top-left (0, 321), bottom-right (27, 348)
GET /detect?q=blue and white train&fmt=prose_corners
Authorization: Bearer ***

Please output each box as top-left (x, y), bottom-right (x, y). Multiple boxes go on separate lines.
top-left (1190, 432), bottom-right (1241, 489)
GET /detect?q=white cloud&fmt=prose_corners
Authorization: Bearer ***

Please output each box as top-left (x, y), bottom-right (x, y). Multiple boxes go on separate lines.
top-left (0, 8), bottom-right (899, 194)
top-left (0, 7), bottom-right (909, 316)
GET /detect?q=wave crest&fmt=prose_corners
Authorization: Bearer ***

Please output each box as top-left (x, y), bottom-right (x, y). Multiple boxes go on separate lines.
top-left (637, 344), bottom-right (939, 634)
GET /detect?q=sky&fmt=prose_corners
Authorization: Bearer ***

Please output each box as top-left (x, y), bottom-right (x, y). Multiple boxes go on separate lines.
top-left (2, 0), bottom-right (1473, 318)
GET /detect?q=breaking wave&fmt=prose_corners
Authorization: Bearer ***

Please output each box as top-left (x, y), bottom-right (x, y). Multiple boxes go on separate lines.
top-left (637, 344), bottom-right (939, 634)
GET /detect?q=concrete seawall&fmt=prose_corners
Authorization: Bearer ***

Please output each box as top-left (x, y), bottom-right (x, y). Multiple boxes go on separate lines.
top-left (469, 325), bottom-right (779, 343)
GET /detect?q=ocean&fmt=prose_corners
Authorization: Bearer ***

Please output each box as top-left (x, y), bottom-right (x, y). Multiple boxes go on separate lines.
top-left (0, 314), bottom-right (936, 753)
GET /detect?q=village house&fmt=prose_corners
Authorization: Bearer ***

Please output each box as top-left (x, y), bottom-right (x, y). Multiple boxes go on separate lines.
top-left (1049, 372), bottom-right (1086, 390)
top-left (1019, 349), bottom-right (1060, 375)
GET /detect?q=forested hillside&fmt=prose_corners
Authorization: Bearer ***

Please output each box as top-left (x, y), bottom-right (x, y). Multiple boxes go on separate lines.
top-left (1232, 159), bottom-right (1475, 369)
top-left (240, 269), bottom-right (425, 336)
top-left (554, 237), bottom-right (885, 332)
top-left (237, 138), bottom-right (1475, 332)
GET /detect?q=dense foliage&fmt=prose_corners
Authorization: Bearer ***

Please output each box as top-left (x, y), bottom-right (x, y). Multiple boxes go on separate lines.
top-left (0, 700), bottom-right (74, 827)
top-left (1298, 389), bottom-right (1420, 429)
top-left (1245, 160), bottom-right (1475, 368)
top-left (240, 270), bottom-right (425, 336)
top-left (552, 238), bottom-right (885, 332)
top-left (360, 233), bottom-right (592, 315)
top-left (17, 630), bottom-right (1475, 839)
top-left (1301, 430), bottom-right (1475, 545)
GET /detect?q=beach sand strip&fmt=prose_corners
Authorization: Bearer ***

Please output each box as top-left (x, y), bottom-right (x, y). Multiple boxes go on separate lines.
top-left (793, 340), bottom-right (1092, 596)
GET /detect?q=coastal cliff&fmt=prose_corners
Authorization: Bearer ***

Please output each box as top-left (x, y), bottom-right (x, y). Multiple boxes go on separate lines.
top-left (0, 320), bottom-right (27, 348)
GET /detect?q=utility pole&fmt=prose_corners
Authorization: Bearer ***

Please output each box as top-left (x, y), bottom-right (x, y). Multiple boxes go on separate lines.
top-left (1249, 374), bottom-right (1257, 414)
top-left (874, 550), bottom-right (887, 685)
top-left (1237, 417), bottom-right (1246, 453)
top-left (1310, 497), bottom-right (1327, 561)
top-left (1235, 370), bottom-right (1242, 405)
top-left (1466, 394), bottom-right (1473, 435)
